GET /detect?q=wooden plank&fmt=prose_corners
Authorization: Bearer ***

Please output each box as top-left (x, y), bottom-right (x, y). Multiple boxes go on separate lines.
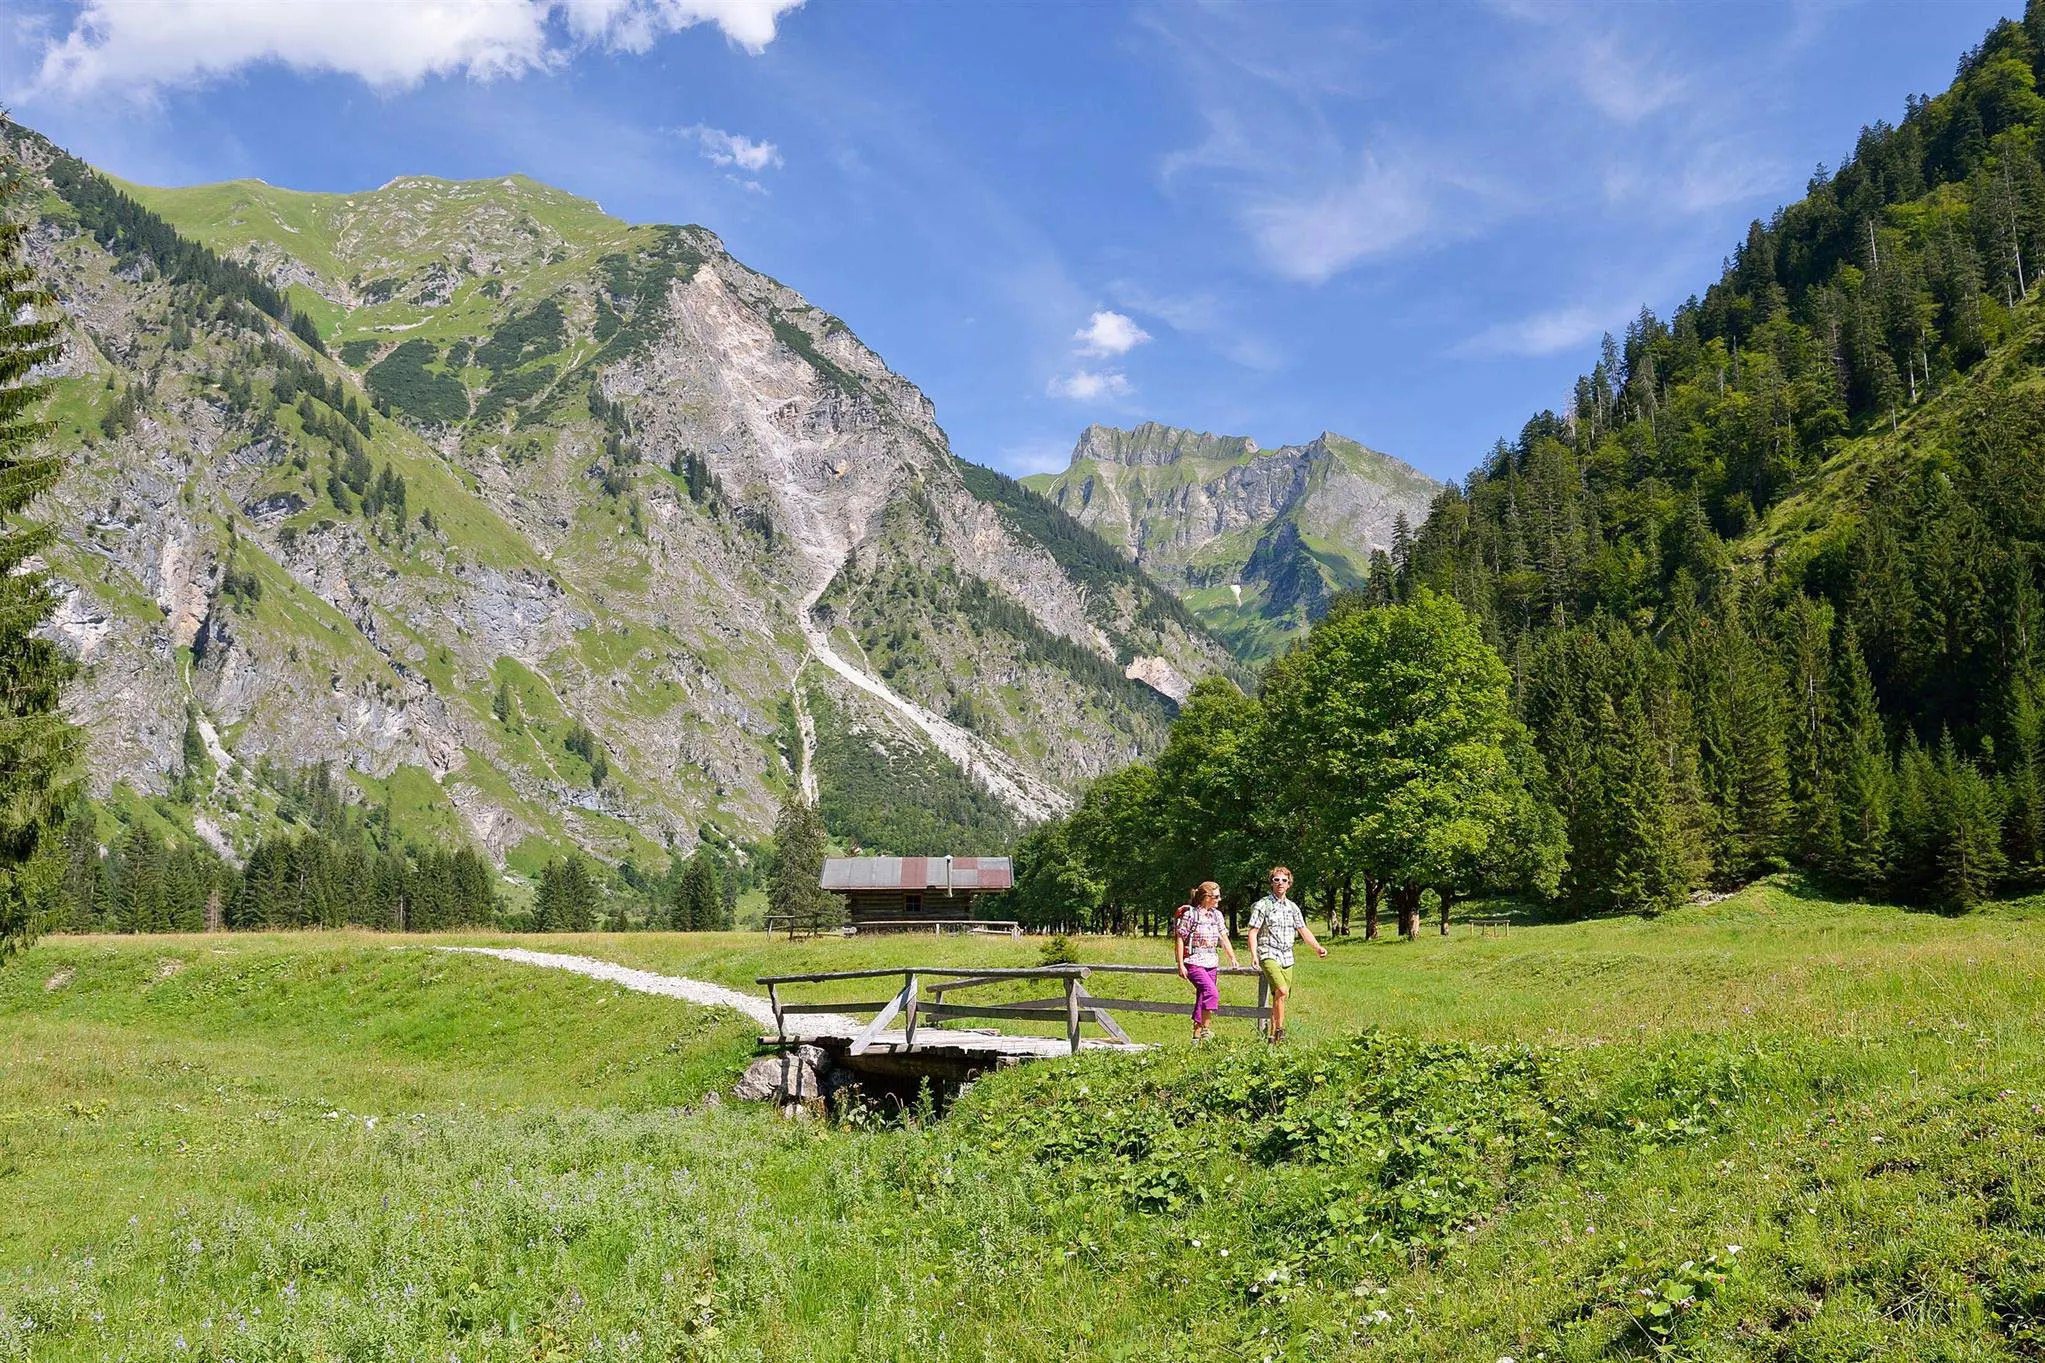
top-left (849, 975), bottom-right (911, 1056)
top-left (769, 982), bottom-right (782, 1042)
top-left (759, 964), bottom-right (1088, 986)
top-left (1076, 983), bottom-right (1132, 1045)
top-left (926, 974), bottom-right (1017, 997)
top-left (916, 1001), bottom-right (1072, 1022)
top-left (1080, 995), bottom-right (1270, 1020)
top-left (775, 1000), bottom-right (898, 1015)
top-left (903, 972), bottom-right (921, 1048)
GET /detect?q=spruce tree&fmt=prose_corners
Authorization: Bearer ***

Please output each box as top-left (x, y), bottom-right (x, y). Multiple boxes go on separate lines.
top-left (1890, 734), bottom-right (1942, 901)
top-left (2002, 672), bottom-right (2045, 884)
top-left (1827, 624), bottom-right (1895, 893)
top-left (116, 826), bottom-right (166, 933)
top-left (1937, 731), bottom-right (2007, 909)
top-left (769, 795), bottom-right (838, 928)
top-left (0, 147), bottom-right (82, 962)
top-left (672, 853), bottom-right (725, 932)
top-left (1596, 695), bottom-right (1691, 915)
top-left (58, 802), bottom-right (101, 930)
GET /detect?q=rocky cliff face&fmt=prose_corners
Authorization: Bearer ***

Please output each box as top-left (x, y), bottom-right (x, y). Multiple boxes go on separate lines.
top-left (1023, 421), bottom-right (1441, 659)
top-left (10, 126), bottom-right (1229, 871)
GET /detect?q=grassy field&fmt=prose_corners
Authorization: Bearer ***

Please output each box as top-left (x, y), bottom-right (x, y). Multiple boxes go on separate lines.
top-left (5, 880), bottom-right (2045, 1360)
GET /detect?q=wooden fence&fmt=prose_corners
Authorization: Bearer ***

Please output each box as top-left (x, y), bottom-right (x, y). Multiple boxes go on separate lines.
top-left (755, 963), bottom-right (1272, 1056)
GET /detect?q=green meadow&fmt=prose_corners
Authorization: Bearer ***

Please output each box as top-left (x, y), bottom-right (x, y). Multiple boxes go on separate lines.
top-left (5, 881), bottom-right (2045, 1360)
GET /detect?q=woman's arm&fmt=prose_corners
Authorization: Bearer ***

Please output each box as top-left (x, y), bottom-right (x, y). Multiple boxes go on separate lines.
top-left (1173, 928), bottom-right (1189, 977)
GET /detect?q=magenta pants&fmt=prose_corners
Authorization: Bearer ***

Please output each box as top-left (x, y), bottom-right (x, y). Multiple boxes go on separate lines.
top-left (1185, 964), bottom-right (1220, 1023)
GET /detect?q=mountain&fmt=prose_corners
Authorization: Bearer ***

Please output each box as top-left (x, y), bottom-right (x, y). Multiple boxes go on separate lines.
top-left (1023, 422), bottom-right (1439, 659)
top-left (5, 122), bottom-right (1232, 878)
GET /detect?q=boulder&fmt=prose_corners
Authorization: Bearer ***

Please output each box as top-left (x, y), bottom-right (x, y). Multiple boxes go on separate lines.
top-left (733, 1046), bottom-right (826, 1103)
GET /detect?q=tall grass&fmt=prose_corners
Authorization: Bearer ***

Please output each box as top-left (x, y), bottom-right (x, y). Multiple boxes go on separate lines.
top-left (3, 880), bottom-right (2044, 1359)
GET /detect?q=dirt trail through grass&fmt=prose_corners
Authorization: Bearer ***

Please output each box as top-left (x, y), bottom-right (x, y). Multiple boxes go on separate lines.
top-left (434, 945), bottom-right (855, 1031)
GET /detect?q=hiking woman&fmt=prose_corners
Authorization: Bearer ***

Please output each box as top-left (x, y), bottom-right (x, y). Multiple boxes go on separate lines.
top-left (1173, 881), bottom-right (1238, 1041)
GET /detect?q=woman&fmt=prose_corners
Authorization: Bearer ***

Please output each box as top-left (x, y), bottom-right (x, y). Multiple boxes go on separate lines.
top-left (1173, 881), bottom-right (1239, 1041)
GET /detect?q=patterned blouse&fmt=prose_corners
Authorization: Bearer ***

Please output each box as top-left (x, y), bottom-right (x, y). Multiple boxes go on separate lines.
top-left (1174, 904), bottom-right (1229, 969)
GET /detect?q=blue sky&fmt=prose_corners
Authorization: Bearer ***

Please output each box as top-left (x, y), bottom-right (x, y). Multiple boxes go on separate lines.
top-left (0, 0), bottom-right (2017, 482)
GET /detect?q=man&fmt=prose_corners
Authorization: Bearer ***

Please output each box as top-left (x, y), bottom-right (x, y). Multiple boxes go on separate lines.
top-left (1246, 866), bottom-right (1325, 1043)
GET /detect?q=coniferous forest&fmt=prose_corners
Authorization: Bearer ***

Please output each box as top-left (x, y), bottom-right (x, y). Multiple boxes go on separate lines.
top-left (1002, 9), bottom-right (2045, 931)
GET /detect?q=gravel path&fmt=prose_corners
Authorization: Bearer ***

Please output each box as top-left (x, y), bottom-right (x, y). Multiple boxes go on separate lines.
top-left (436, 946), bottom-right (857, 1031)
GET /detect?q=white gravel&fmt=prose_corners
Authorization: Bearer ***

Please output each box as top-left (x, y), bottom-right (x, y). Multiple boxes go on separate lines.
top-left (436, 946), bottom-right (835, 1030)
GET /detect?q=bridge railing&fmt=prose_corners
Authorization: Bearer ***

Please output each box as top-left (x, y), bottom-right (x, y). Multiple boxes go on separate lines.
top-left (754, 963), bottom-right (1272, 1056)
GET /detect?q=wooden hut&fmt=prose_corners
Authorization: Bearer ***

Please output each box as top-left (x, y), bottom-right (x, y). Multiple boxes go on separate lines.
top-left (818, 855), bottom-right (1013, 929)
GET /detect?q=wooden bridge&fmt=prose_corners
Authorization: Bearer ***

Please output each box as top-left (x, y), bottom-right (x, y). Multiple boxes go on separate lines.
top-left (756, 963), bottom-right (1274, 1080)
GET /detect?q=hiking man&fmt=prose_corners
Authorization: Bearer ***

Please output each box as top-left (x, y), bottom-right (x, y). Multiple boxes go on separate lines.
top-left (1246, 866), bottom-right (1324, 1042)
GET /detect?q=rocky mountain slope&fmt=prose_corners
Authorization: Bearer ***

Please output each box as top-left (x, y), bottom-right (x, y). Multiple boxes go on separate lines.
top-left (8, 123), bottom-right (1230, 873)
top-left (1023, 422), bottom-right (1439, 658)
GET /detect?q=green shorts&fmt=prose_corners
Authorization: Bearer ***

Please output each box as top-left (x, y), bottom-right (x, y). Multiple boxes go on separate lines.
top-left (1259, 958), bottom-right (1292, 994)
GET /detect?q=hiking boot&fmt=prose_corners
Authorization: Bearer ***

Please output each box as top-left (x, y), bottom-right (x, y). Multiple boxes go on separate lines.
top-left (1268, 1028), bottom-right (1286, 1044)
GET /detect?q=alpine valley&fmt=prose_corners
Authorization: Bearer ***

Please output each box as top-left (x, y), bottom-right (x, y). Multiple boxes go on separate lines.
top-left (3, 122), bottom-right (1423, 879)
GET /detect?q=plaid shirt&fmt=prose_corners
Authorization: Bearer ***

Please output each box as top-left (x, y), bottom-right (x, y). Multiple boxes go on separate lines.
top-left (1248, 895), bottom-right (1304, 966)
top-left (1174, 904), bottom-right (1228, 968)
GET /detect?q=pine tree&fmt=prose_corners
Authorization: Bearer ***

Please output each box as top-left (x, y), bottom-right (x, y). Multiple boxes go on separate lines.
top-left (1891, 734), bottom-right (1942, 901)
top-left (1937, 731), bottom-right (2007, 909)
top-left (58, 801), bottom-right (102, 930)
top-left (1596, 694), bottom-right (1693, 915)
top-left (164, 846), bottom-right (205, 932)
top-left (0, 147), bottom-right (82, 962)
top-left (770, 795), bottom-right (838, 928)
top-left (1827, 624), bottom-right (1895, 892)
top-left (670, 852), bottom-right (725, 932)
top-left (115, 826), bottom-right (167, 933)
top-left (535, 854), bottom-right (597, 932)
top-left (1685, 605), bottom-right (1792, 885)
top-left (492, 676), bottom-right (519, 731)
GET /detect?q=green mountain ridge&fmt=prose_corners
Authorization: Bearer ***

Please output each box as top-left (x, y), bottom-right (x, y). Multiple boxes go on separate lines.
top-left (7, 121), bottom-right (1233, 880)
top-left (1023, 420), bottom-right (1440, 658)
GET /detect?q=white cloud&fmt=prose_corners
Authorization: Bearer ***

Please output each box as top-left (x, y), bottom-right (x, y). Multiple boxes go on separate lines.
top-left (688, 125), bottom-right (782, 172)
top-left (1453, 303), bottom-right (1614, 359)
top-left (1244, 157), bottom-right (1444, 286)
top-left (1073, 309), bottom-right (1150, 357)
top-left (1107, 282), bottom-right (1286, 371)
top-left (1491, 1), bottom-right (1687, 124)
top-left (26, 0), bottom-right (803, 96)
top-left (1046, 369), bottom-right (1132, 402)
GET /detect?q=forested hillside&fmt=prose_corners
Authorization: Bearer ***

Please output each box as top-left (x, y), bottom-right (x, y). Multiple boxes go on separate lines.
top-left (1002, 9), bottom-right (2045, 929)
top-left (1398, 8), bottom-right (2045, 914)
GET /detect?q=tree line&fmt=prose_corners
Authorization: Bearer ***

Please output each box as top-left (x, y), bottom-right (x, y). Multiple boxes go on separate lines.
top-left (996, 591), bottom-right (1556, 936)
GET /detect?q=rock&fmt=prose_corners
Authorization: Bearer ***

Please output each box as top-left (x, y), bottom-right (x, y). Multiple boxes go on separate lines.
top-left (733, 1045), bottom-right (826, 1103)
top-left (1123, 655), bottom-right (1190, 704)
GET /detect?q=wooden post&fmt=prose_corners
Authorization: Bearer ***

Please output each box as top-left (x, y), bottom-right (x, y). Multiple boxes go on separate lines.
top-left (903, 971), bottom-right (920, 1048)
top-left (769, 982), bottom-right (783, 1043)
top-left (1064, 974), bottom-right (1081, 1056)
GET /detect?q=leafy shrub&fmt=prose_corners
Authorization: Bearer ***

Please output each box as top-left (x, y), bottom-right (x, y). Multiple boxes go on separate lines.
top-left (1038, 934), bottom-right (1078, 965)
top-left (365, 340), bottom-right (468, 427)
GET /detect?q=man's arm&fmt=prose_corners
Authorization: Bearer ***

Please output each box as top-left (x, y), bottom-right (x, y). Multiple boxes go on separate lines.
top-left (1297, 918), bottom-right (1328, 959)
